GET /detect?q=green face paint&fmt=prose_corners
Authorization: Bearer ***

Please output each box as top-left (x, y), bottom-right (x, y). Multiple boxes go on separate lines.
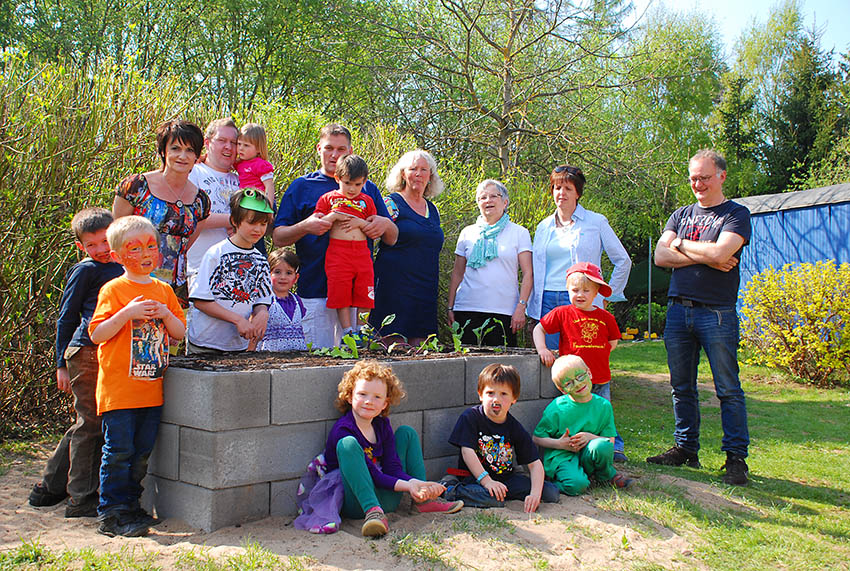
top-left (558, 368), bottom-right (592, 396)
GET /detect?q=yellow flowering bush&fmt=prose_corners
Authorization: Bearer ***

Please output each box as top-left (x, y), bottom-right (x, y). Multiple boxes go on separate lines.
top-left (740, 261), bottom-right (850, 385)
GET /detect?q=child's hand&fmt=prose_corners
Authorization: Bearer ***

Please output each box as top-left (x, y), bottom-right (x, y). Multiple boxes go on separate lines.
top-left (408, 479), bottom-right (445, 502)
top-left (249, 309), bottom-right (269, 341)
top-left (556, 428), bottom-right (573, 451)
top-left (483, 477), bottom-right (508, 501)
top-left (524, 493), bottom-right (541, 513)
top-left (235, 316), bottom-right (253, 339)
top-left (537, 348), bottom-right (556, 367)
top-left (56, 367), bottom-right (71, 394)
top-left (124, 295), bottom-right (158, 321)
top-left (568, 432), bottom-right (593, 451)
top-left (149, 300), bottom-right (171, 319)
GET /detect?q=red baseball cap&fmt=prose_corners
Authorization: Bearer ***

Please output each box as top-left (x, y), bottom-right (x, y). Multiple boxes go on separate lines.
top-left (566, 262), bottom-right (612, 298)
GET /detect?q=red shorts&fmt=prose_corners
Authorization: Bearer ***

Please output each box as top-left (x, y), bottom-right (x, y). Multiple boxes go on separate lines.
top-left (325, 239), bottom-right (375, 309)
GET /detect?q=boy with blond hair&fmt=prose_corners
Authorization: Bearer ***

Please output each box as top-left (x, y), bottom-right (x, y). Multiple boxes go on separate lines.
top-left (29, 208), bottom-right (123, 517)
top-left (533, 355), bottom-right (632, 495)
top-left (89, 215), bottom-right (186, 537)
top-left (532, 261), bottom-right (627, 461)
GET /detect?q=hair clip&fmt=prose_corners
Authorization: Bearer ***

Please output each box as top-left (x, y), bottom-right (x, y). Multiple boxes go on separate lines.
top-left (239, 189), bottom-right (274, 213)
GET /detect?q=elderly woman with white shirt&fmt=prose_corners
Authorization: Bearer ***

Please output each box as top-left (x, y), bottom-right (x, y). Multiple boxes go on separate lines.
top-left (447, 179), bottom-right (532, 346)
top-left (528, 165), bottom-right (631, 349)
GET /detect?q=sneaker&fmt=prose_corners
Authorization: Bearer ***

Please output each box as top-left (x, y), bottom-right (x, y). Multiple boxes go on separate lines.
top-left (721, 454), bottom-right (749, 486)
top-left (130, 506), bottom-right (160, 527)
top-left (609, 472), bottom-right (633, 489)
top-left (28, 482), bottom-right (68, 507)
top-left (361, 507), bottom-right (388, 537)
top-left (414, 498), bottom-right (463, 514)
top-left (646, 446), bottom-right (701, 468)
top-left (613, 451), bottom-right (629, 463)
top-left (96, 513), bottom-right (150, 538)
top-left (65, 496), bottom-right (98, 518)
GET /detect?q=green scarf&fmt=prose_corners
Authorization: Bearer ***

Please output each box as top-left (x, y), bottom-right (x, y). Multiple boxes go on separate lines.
top-left (467, 212), bottom-right (509, 269)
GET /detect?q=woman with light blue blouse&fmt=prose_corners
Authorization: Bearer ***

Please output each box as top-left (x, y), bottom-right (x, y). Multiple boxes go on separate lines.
top-left (527, 165), bottom-right (632, 350)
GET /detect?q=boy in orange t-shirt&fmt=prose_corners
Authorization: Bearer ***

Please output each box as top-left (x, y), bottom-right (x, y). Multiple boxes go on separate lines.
top-left (88, 216), bottom-right (186, 537)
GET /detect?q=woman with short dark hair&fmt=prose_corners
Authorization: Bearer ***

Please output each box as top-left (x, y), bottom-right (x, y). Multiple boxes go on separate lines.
top-left (112, 120), bottom-right (211, 304)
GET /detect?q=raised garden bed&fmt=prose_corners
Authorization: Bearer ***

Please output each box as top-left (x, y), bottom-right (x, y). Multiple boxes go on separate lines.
top-left (142, 349), bottom-right (557, 531)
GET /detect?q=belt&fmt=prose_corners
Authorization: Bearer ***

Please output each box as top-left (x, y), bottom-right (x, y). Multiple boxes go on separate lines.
top-left (669, 296), bottom-right (716, 308)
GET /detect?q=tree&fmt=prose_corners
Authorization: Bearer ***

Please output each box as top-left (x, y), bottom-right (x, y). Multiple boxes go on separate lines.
top-left (712, 72), bottom-right (761, 196)
top-left (341, 0), bottom-right (635, 176)
top-left (764, 36), bottom-right (845, 192)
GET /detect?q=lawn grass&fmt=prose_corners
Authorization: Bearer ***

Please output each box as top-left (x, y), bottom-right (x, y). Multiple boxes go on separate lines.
top-left (607, 339), bottom-right (850, 570)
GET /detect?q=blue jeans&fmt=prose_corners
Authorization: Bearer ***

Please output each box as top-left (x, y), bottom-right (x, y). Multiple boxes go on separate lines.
top-left (541, 290), bottom-right (571, 350)
top-left (445, 472), bottom-right (560, 508)
top-left (99, 406), bottom-right (162, 516)
top-left (664, 301), bottom-right (749, 457)
top-left (590, 382), bottom-right (625, 453)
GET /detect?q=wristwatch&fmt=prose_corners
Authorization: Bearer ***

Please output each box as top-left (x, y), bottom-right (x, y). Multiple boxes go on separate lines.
top-left (518, 299), bottom-right (527, 306)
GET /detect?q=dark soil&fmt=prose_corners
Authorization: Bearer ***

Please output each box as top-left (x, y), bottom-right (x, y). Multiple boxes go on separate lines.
top-left (172, 346), bottom-right (535, 371)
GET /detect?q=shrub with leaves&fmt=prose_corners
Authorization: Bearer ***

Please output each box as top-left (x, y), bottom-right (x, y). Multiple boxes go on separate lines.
top-left (740, 261), bottom-right (850, 386)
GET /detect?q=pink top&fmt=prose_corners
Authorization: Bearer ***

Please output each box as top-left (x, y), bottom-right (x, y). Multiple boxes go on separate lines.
top-left (235, 156), bottom-right (274, 190)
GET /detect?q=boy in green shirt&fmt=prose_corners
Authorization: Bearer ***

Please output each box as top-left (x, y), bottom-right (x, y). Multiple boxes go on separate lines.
top-left (533, 355), bottom-right (632, 495)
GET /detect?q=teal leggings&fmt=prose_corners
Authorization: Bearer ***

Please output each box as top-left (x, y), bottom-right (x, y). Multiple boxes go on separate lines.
top-left (337, 425), bottom-right (427, 518)
top-left (552, 437), bottom-right (617, 495)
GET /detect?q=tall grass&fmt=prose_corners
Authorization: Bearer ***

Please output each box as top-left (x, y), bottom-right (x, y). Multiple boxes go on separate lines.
top-left (0, 54), bottom-right (561, 436)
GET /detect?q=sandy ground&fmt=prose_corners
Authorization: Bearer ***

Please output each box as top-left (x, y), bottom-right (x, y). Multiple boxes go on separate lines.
top-left (0, 375), bottom-right (741, 570)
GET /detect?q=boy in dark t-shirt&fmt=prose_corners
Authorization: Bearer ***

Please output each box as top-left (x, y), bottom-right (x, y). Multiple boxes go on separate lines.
top-left (446, 364), bottom-right (559, 511)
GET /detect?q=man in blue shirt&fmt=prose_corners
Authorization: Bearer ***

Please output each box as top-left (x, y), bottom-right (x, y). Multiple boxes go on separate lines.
top-left (273, 124), bottom-right (398, 348)
top-left (648, 149), bottom-right (751, 486)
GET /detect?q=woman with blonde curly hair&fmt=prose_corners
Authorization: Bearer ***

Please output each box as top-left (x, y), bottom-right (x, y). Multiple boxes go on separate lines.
top-left (323, 360), bottom-right (462, 537)
top-left (368, 150), bottom-right (445, 344)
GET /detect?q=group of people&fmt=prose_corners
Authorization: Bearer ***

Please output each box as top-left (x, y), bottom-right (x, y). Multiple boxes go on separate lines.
top-left (27, 114), bottom-right (753, 538)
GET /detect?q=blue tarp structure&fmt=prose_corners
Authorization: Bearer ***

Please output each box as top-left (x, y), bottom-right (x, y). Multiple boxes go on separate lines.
top-left (734, 183), bottom-right (850, 310)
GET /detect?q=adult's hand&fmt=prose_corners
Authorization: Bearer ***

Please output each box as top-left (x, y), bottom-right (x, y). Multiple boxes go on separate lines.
top-left (363, 215), bottom-right (397, 244)
top-left (301, 213), bottom-right (334, 236)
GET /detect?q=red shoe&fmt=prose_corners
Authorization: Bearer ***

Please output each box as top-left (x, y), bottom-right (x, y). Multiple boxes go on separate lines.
top-left (610, 472), bottom-right (633, 489)
top-left (361, 507), bottom-right (388, 537)
top-left (414, 498), bottom-right (463, 514)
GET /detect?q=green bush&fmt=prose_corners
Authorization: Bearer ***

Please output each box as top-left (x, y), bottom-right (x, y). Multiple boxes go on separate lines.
top-left (740, 261), bottom-right (850, 386)
top-left (629, 301), bottom-right (667, 334)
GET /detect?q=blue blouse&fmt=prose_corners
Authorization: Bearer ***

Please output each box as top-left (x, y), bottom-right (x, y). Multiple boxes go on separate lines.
top-left (528, 204), bottom-right (631, 319)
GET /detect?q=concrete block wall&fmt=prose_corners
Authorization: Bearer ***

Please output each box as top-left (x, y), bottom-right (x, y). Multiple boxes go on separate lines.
top-left (144, 352), bottom-right (557, 531)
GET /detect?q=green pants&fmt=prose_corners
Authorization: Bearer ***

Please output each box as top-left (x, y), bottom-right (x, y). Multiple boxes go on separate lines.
top-left (551, 437), bottom-right (617, 495)
top-left (337, 425), bottom-right (427, 518)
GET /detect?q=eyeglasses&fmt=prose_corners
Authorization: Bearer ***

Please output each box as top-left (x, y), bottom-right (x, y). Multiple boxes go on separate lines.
top-left (688, 174), bottom-right (715, 185)
top-left (553, 165), bottom-right (586, 183)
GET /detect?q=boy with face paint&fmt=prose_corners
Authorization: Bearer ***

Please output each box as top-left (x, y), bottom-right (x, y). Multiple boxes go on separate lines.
top-left (88, 216), bottom-right (186, 536)
top-left (533, 355), bottom-right (632, 495)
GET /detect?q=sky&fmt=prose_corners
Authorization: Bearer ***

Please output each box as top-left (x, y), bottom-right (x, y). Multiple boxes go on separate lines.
top-left (626, 0), bottom-right (850, 61)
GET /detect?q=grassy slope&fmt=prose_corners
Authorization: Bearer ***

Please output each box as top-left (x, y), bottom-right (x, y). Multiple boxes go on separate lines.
top-left (608, 340), bottom-right (850, 570)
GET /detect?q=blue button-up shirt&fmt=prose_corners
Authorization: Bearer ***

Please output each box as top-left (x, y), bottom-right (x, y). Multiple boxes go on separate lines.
top-left (528, 204), bottom-right (631, 319)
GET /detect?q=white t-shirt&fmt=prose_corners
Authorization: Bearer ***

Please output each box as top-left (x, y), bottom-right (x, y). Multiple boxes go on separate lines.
top-left (188, 238), bottom-right (272, 351)
top-left (453, 221), bottom-right (532, 315)
top-left (187, 162), bottom-right (240, 277)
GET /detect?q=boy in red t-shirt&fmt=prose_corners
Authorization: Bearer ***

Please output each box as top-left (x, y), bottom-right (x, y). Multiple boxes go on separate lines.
top-left (532, 262), bottom-right (627, 462)
top-left (313, 154), bottom-right (377, 342)
top-left (89, 216), bottom-right (186, 537)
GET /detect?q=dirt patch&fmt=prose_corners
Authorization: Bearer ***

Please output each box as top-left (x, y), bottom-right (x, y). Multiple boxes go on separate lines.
top-left (174, 347), bottom-right (534, 371)
top-left (0, 441), bottom-right (723, 569)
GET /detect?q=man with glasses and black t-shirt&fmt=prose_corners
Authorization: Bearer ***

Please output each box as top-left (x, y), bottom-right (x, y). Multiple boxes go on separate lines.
top-left (647, 149), bottom-right (752, 486)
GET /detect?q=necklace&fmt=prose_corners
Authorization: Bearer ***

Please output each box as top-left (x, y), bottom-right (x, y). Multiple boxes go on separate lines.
top-left (162, 171), bottom-right (187, 208)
